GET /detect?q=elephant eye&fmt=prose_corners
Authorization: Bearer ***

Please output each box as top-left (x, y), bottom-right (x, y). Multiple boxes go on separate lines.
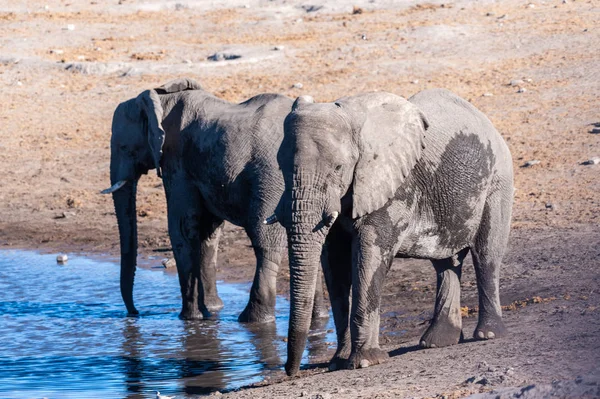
top-left (335, 165), bottom-right (342, 171)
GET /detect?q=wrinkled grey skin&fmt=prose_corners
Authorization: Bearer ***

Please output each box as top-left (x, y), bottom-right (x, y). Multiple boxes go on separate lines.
top-left (276, 89), bottom-right (513, 376)
top-left (107, 78), bottom-right (328, 322)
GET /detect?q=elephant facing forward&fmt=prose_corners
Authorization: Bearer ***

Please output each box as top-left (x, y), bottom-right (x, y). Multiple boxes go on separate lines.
top-left (103, 78), bottom-right (327, 322)
top-left (272, 89), bottom-right (513, 376)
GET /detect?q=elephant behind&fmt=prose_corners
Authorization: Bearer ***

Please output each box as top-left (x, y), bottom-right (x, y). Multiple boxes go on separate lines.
top-left (274, 89), bottom-right (514, 375)
top-left (103, 78), bottom-right (327, 322)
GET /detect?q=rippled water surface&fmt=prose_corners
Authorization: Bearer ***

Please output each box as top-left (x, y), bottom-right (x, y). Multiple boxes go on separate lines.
top-left (0, 250), bottom-right (334, 398)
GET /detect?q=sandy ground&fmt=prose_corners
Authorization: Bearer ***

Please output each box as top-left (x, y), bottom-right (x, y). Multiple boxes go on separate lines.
top-left (0, 0), bottom-right (599, 397)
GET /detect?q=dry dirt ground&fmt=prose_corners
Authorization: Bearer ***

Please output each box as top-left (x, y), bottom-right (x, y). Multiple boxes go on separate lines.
top-left (0, 0), bottom-right (599, 397)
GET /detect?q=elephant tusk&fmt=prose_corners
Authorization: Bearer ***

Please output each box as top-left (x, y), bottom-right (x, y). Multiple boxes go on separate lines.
top-left (263, 214), bottom-right (278, 225)
top-left (324, 211), bottom-right (339, 227)
top-left (100, 180), bottom-right (128, 194)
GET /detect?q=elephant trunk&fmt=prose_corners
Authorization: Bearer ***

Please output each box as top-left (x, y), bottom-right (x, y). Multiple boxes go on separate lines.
top-left (285, 179), bottom-right (329, 376)
top-left (112, 180), bottom-right (139, 316)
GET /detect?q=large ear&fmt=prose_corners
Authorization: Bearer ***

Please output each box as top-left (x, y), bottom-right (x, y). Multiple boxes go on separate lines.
top-left (136, 89), bottom-right (165, 177)
top-left (155, 78), bottom-right (202, 94)
top-left (339, 92), bottom-right (429, 218)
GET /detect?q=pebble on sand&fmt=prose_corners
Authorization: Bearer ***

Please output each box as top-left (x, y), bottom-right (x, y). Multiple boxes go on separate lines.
top-left (521, 159), bottom-right (540, 167)
top-left (57, 254), bottom-right (68, 263)
top-left (582, 157), bottom-right (600, 165)
top-left (161, 258), bottom-right (176, 269)
top-left (292, 82), bottom-right (303, 89)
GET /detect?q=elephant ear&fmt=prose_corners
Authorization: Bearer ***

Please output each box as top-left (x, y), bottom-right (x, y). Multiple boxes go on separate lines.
top-left (340, 92), bottom-right (429, 219)
top-left (136, 89), bottom-right (165, 177)
top-left (155, 78), bottom-right (202, 94)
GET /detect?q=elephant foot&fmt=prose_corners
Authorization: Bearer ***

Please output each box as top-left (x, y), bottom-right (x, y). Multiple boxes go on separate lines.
top-left (126, 308), bottom-right (139, 317)
top-left (347, 347), bottom-right (389, 370)
top-left (328, 346), bottom-right (351, 371)
top-left (419, 319), bottom-right (463, 349)
top-left (238, 303), bottom-right (275, 323)
top-left (179, 309), bottom-right (204, 320)
top-left (204, 295), bottom-right (224, 313)
top-left (474, 316), bottom-right (507, 340)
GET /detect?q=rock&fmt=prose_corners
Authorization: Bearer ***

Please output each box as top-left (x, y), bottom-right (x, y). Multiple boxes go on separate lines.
top-left (57, 254), bottom-right (68, 263)
top-left (482, 92), bottom-right (494, 97)
top-left (359, 359), bottom-right (370, 368)
top-left (300, 391), bottom-right (308, 397)
top-left (50, 49), bottom-right (64, 55)
top-left (183, 59), bottom-right (192, 64)
top-left (545, 202), bottom-right (554, 210)
top-left (521, 159), bottom-right (540, 167)
top-left (509, 79), bottom-right (524, 86)
top-left (302, 5), bottom-right (323, 13)
top-left (207, 52), bottom-right (242, 61)
top-left (292, 82), bottom-right (303, 89)
top-left (352, 6), bottom-right (364, 14)
top-left (581, 157), bottom-right (600, 165)
top-left (66, 24), bottom-right (75, 31)
top-left (412, 79), bottom-right (419, 84)
top-left (528, 3), bottom-right (535, 8)
top-left (161, 258), bottom-right (176, 269)
top-left (361, 34), bottom-right (367, 40)
top-left (273, 45), bottom-right (285, 51)
top-left (517, 87), bottom-right (527, 93)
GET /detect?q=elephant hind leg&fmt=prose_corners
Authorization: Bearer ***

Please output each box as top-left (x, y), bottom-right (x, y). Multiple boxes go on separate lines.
top-left (420, 247), bottom-right (469, 349)
top-left (198, 218), bottom-right (225, 313)
top-left (471, 190), bottom-right (512, 341)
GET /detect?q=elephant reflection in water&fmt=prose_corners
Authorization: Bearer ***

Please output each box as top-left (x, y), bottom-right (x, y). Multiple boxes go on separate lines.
top-left (120, 317), bottom-right (329, 397)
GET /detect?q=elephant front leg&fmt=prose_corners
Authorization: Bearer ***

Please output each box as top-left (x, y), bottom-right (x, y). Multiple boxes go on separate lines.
top-left (420, 248), bottom-right (469, 349)
top-left (347, 231), bottom-right (393, 369)
top-left (238, 246), bottom-right (280, 323)
top-left (321, 225), bottom-right (352, 371)
top-left (199, 220), bottom-right (225, 313)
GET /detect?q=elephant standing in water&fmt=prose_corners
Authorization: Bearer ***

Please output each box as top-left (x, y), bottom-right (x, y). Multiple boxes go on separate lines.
top-left (102, 78), bottom-right (327, 322)
top-left (272, 89), bottom-right (513, 375)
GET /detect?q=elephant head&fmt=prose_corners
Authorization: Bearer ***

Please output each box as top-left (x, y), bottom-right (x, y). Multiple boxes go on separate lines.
top-left (275, 92), bottom-right (429, 376)
top-left (101, 78), bottom-right (202, 316)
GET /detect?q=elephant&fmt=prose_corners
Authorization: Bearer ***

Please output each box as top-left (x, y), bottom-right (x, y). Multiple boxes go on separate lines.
top-left (271, 88), bottom-right (514, 376)
top-left (102, 78), bottom-right (328, 322)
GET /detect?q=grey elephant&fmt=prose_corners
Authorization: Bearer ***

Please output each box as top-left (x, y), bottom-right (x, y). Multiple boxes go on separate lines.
top-left (271, 88), bottom-right (513, 375)
top-left (102, 78), bottom-right (327, 322)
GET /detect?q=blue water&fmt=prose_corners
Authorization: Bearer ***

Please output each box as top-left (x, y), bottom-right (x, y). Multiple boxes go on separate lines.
top-left (0, 250), bottom-right (335, 399)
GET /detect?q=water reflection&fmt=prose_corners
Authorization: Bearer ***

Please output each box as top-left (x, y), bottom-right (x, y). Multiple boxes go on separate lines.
top-left (0, 250), bottom-right (335, 398)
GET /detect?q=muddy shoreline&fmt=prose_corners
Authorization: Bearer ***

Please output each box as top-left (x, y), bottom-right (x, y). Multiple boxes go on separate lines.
top-left (1, 0), bottom-right (599, 397)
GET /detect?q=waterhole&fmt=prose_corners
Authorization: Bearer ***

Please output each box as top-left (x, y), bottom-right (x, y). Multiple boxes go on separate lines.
top-left (0, 250), bottom-right (335, 398)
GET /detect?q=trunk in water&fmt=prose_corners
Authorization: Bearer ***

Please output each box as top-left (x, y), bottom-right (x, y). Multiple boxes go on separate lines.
top-left (112, 181), bottom-right (139, 316)
top-left (285, 194), bottom-right (327, 376)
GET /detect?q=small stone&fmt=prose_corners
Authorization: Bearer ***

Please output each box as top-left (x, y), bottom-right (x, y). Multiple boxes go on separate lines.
top-left (300, 391), bottom-right (308, 397)
top-left (482, 92), bottom-right (494, 97)
top-left (207, 52), bottom-right (242, 61)
top-left (411, 79), bottom-right (419, 84)
top-left (582, 157), bottom-right (600, 165)
top-left (161, 258), bottom-right (176, 269)
top-left (50, 49), bottom-right (64, 55)
top-left (525, 78), bottom-right (533, 83)
top-left (353, 6), bottom-right (364, 14)
top-left (359, 359), bottom-right (370, 368)
top-left (16, 81), bottom-right (22, 86)
top-left (521, 159), bottom-right (540, 167)
top-left (292, 82), bottom-right (303, 89)
top-left (527, 3), bottom-right (535, 8)
top-left (66, 24), bottom-right (75, 31)
top-left (213, 391), bottom-right (222, 396)
top-left (509, 79), bottom-right (524, 86)
top-left (183, 59), bottom-right (192, 64)
top-left (517, 87), bottom-right (527, 93)
top-left (361, 34), bottom-right (367, 40)
top-left (485, 12), bottom-right (495, 16)
top-left (273, 45), bottom-right (285, 51)
top-left (57, 254), bottom-right (68, 263)
top-left (295, 18), bottom-right (304, 23)
top-left (77, 55), bottom-right (86, 60)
